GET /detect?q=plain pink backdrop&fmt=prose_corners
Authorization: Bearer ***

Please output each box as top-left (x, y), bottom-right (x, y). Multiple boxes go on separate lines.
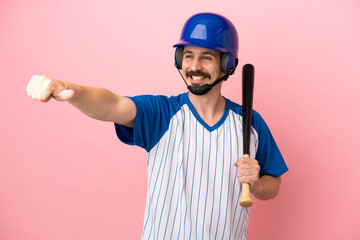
top-left (1, 0), bottom-right (359, 239)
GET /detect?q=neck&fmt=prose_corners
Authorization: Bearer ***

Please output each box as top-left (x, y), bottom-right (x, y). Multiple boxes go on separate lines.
top-left (188, 84), bottom-right (225, 126)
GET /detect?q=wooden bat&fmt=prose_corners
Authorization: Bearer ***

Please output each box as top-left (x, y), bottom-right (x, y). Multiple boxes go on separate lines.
top-left (239, 64), bottom-right (255, 207)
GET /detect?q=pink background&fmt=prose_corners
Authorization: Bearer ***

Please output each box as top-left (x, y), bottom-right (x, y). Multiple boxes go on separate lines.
top-left (1, 0), bottom-right (359, 239)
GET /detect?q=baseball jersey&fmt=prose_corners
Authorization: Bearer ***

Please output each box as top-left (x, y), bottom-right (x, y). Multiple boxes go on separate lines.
top-left (115, 92), bottom-right (288, 240)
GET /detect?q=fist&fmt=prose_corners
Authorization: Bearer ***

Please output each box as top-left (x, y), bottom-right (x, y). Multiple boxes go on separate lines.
top-left (234, 156), bottom-right (260, 188)
top-left (26, 75), bottom-right (75, 102)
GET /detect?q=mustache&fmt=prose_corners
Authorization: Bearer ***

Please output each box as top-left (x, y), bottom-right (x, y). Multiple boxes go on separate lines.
top-left (185, 70), bottom-right (211, 79)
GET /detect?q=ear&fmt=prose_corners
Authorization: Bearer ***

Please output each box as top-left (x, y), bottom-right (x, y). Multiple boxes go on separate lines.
top-left (174, 46), bottom-right (184, 69)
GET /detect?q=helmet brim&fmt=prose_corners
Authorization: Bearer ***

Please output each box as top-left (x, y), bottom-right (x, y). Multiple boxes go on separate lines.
top-left (173, 39), bottom-right (229, 53)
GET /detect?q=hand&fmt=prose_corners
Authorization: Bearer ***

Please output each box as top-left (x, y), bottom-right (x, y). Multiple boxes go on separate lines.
top-left (234, 156), bottom-right (260, 190)
top-left (26, 75), bottom-right (75, 102)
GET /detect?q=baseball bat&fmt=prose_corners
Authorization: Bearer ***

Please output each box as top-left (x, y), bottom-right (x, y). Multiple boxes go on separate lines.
top-left (239, 64), bottom-right (255, 207)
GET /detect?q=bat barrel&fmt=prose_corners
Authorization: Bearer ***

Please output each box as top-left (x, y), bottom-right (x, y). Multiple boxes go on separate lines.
top-left (242, 64), bottom-right (254, 155)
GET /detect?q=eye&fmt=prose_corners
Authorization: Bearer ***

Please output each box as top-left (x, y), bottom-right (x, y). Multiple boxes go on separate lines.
top-left (202, 56), bottom-right (212, 61)
top-left (184, 54), bottom-right (193, 59)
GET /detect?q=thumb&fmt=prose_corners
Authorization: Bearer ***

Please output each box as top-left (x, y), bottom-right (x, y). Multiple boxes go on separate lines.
top-left (57, 89), bottom-right (75, 101)
top-left (233, 159), bottom-right (240, 167)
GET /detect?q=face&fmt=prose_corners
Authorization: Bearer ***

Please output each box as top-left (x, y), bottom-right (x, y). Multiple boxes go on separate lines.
top-left (181, 45), bottom-right (224, 87)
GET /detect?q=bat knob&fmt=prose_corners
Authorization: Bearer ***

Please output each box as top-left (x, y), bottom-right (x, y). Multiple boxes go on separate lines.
top-left (239, 197), bottom-right (253, 207)
top-left (239, 182), bottom-right (253, 207)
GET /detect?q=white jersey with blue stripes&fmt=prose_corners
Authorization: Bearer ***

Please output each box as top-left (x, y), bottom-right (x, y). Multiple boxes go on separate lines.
top-left (115, 93), bottom-right (288, 240)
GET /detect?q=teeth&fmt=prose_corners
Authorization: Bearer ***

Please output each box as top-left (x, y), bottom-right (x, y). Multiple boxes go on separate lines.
top-left (192, 76), bottom-right (205, 80)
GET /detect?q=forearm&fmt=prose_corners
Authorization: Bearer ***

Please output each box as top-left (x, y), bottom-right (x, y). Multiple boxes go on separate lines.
top-left (67, 83), bottom-right (121, 121)
top-left (250, 175), bottom-right (281, 200)
top-left (26, 75), bottom-right (136, 127)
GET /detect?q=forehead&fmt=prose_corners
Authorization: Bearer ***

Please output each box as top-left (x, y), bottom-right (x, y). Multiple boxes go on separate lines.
top-left (183, 45), bottom-right (221, 57)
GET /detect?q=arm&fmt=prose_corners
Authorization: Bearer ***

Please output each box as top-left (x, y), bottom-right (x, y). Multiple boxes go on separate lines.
top-left (234, 157), bottom-right (281, 200)
top-left (251, 175), bottom-right (281, 200)
top-left (26, 75), bottom-right (136, 127)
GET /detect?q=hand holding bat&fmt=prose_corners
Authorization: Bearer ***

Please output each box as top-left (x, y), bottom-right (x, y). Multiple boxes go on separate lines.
top-left (234, 156), bottom-right (260, 199)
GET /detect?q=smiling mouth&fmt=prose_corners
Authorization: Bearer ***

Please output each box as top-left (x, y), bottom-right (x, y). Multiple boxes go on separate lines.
top-left (186, 71), bottom-right (211, 83)
top-left (191, 75), bottom-right (207, 81)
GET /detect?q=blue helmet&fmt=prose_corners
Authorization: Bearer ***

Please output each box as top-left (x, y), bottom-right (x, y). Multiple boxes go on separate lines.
top-left (174, 12), bottom-right (239, 74)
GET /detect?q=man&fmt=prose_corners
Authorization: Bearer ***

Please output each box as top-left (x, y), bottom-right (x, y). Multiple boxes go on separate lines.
top-left (26, 13), bottom-right (288, 239)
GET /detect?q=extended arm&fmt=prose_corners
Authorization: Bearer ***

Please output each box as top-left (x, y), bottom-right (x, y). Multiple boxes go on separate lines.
top-left (26, 75), bottom-right (136, 127)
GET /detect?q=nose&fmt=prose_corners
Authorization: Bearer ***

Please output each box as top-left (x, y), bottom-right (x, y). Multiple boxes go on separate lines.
top-left (189, 57), bottom-right (203, 71)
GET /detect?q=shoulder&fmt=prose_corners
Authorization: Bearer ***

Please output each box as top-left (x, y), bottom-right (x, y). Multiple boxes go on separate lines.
top-left (129, 93), bottom-right (188, 123)
top-left (224, 97), bottom-right (267, 130)
top-left (225, 97), bottom-right (260, 117)
top-left (224, 97), bottom-right (241, 113)
top-left (130, 93), bottom-right (187, 107)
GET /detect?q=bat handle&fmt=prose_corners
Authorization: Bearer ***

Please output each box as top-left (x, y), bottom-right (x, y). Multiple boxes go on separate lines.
top-left (238, 154), bottom-right (253, 207)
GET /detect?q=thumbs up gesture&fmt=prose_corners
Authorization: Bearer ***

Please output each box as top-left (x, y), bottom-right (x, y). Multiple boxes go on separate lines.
top-left (26, 75), bottom-right (75, 102)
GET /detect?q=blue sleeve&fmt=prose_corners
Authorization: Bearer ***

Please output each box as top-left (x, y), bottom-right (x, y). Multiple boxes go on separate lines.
top-left (252, 110), bottom-right (288, 177)
top-left (114, 95), bottom-right (172, 152)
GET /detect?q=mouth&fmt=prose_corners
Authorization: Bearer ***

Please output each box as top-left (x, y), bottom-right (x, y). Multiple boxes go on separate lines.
top-left (186, 71), bottom-right (211, 85)
top-left (191, 75), bottom-right (207, 81)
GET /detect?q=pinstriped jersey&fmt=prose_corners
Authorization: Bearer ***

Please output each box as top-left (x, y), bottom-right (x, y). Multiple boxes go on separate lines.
top-left (115, 93), bottom-right (288, 240)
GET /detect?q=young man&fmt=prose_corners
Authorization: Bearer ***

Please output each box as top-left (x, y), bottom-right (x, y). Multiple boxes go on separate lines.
top-left (26, 13), bottom-right (288, 239)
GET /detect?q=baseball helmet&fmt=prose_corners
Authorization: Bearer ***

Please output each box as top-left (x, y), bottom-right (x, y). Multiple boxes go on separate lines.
top-left (174, 12), bottom-right (239, 74)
